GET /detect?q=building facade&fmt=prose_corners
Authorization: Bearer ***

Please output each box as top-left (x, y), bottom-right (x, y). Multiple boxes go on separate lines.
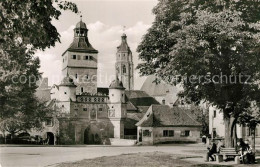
top-left (26, 19), bottom-right (202, 145)
top-left (209, 106), bottom-right (260, 144)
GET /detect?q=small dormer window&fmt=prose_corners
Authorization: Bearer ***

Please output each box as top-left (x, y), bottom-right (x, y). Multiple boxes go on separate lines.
top-left (162, 99), bottom-right (165, 105)
top-left (72, 55), bottom-right (76, 59)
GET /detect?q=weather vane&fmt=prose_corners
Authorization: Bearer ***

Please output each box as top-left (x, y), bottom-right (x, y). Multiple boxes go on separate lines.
top-left (123, 26), bottom-right (126, 33)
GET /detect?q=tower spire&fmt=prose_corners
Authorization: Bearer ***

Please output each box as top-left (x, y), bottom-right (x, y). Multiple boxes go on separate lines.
top-left (123, 26), bottom-right (126, 33)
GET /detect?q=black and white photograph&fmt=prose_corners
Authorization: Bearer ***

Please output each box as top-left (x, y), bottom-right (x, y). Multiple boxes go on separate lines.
top-left (1, 0), bottom-right (260, 166)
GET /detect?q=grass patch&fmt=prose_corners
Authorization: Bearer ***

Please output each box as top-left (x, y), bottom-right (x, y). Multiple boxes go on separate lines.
top-left (56, 152), bottom-right (232, 167)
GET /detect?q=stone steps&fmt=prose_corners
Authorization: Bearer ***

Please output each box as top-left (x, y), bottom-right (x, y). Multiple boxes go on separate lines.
top-left (109, 138), bottom-right (137, 146)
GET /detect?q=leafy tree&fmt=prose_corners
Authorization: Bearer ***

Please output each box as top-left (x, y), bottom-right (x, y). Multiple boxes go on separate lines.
top-left (137, 0), bottom-right (260, 147)
top-left (0, 0), bottom-right (78, 138)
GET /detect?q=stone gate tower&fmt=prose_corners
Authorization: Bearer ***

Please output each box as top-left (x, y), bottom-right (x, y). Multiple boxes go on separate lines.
top-left (61, 17), bottom-right (98, 95)
top-left (108, 78), bottom-right (127, 139)
top-left (115, 33), bottom-right (134, 90)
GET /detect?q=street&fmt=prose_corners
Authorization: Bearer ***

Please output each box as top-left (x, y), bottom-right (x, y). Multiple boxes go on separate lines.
top-left (0, 144), bottom-right (205, 167)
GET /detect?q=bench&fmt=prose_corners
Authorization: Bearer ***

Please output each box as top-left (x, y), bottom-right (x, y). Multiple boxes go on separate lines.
top-left (216, 148), bottom-right (240, 163)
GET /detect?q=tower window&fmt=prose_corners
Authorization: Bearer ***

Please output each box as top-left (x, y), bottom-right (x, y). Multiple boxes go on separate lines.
top-left (72, 55), bottom-right (77, 59)
top-left (84, 56), bottom-right (89, 60)
top-left (81, 87), bottom-right (83, 93)
top-left (99, 108), bottom-right (103, 111)
top-left (85, 75), bottom-right (89, 80)
top-left (75, 74), bottom-right (78, 79)
top-left (64, 92), bottom-right (67, 94)
top-left (123, 65), bottom-right (126, 74)
top-left (213, 110), bottom-right (216, 118)
top-left (63, 58), bottom-right (64, 63)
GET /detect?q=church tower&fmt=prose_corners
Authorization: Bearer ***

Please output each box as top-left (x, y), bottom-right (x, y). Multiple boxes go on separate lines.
top-left (115, 33), bottom-right (134, 90)
top-left (61, 16), bottom-right (98, 95)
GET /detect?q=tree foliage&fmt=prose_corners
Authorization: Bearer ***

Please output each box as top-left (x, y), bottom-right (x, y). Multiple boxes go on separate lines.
top-left (137, 0), bottom-right (260, 146)
top-left (0, 0), bottom-right (78, 135)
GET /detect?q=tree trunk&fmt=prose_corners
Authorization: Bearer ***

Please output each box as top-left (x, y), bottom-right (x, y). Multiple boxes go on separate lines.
top-left (232, 124), bottom-right (237, 147)
top-left (224, 114), bottom-right (236, 148)
top-left (251, 126), bottom-right (256, 153)
top-left (3, 131), bottom-right (6, 144)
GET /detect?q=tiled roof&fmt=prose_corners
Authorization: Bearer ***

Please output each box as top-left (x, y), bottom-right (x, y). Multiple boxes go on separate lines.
top-left (97, 87), bottom-right (109, 95)
top-left (137, 106), bottom-right (150, 113)
top-left (76, 21), bottom-right (87, 29)
top-left (67, 37), bottom-right (98, 53)
top-left (125, 90), bottom-right (160, 106)
top-left (136, 105), bottom-right (202, 127)
top-left (124, 113), bottom-right (145, 129)
top-left (141, 75), bottom-right (182, 97)
top-left (35, 77), bottom-right (51, 102)
top-left (59, 76), bottom-right (77, 87)
top-left (117, 33), bottom-right (131, 52)
top-left (35, 88), bottom-right (51, 102)
top-left (126, 101), bottom-right (138, 111)
top-left (109, 78), bottom-right (125, 89)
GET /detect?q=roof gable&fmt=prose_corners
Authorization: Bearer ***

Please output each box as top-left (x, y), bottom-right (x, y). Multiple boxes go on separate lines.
top-left (125, 90), bottom-right (160, 106)
top-left (136, 105), bottom-right (202, 127)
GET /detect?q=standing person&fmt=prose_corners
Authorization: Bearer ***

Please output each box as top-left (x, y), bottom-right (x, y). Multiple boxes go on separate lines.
top-left (235, 140), bottom-right (243, 161)
top-left (207, 140), bottom-right (217, 161)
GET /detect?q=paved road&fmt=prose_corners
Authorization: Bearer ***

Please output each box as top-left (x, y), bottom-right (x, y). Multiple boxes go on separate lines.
top-left (0, 144), bottom-right (205, 167)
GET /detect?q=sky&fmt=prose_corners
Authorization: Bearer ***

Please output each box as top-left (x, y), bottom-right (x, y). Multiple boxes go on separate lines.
top-left (36, 0), bottom-right (158, 89)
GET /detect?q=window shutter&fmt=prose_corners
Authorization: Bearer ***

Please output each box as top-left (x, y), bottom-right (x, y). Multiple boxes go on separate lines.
top-left (77, 55), bottom-right (81, 60)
